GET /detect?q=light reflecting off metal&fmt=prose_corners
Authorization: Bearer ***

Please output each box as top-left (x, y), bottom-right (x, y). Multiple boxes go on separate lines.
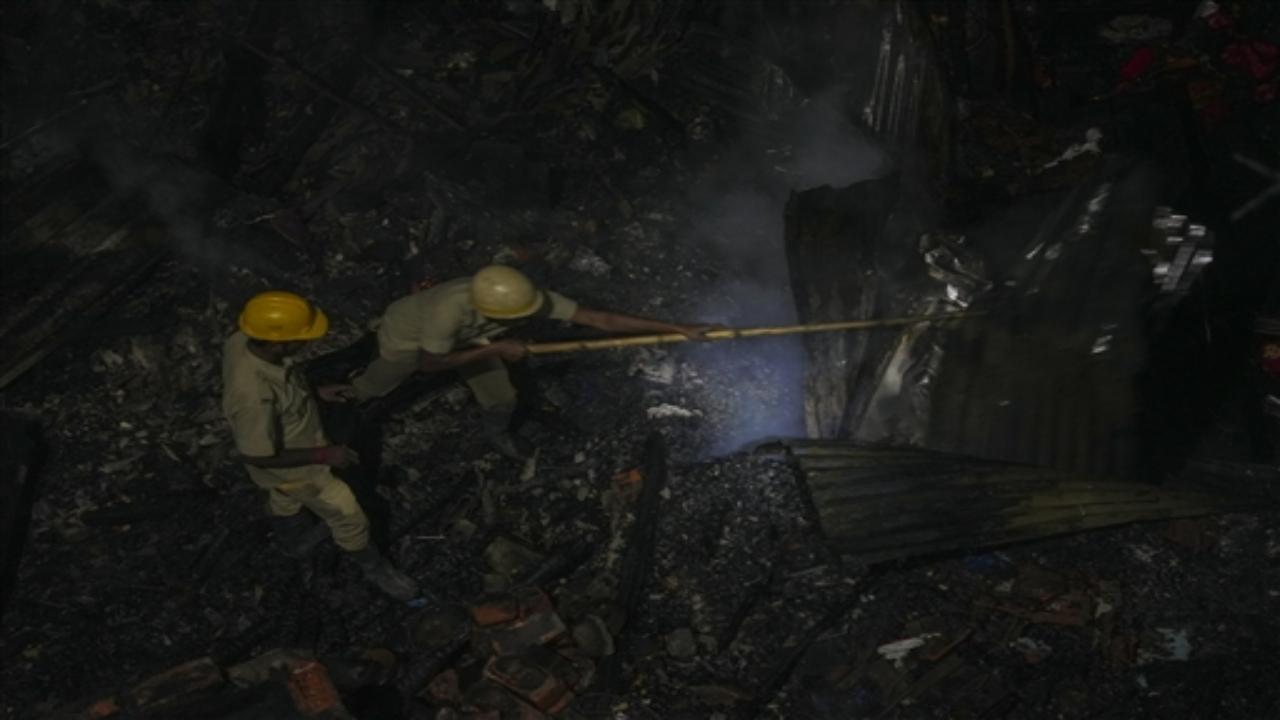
top-left (1231, 153), bottom-right (1280, 221)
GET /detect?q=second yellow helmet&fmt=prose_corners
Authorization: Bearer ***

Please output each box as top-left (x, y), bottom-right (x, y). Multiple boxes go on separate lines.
top-left (470, 265), bottom-right (544, 319)
top-left (238, 291), bottom-right (329, 341)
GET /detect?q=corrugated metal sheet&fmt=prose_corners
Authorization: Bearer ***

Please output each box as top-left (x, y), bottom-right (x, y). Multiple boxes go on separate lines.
top-left (782, 440), bottom-right (1254, 564)
top-left (786, 160), bottom-right (1168, 481)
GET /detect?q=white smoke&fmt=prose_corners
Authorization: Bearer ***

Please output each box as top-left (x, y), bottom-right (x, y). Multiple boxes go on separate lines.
top-left (90, 140), bottom-right (226, 269)
top-left (680, 90), bottom-right (887, 455)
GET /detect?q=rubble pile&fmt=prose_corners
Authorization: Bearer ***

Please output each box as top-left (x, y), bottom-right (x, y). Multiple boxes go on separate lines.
top-left (2, 1), bottom-right (1278, 719)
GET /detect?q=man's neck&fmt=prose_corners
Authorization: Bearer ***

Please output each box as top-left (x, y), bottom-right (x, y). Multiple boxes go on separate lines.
top-left (246, 341), bottom-right (283, 366)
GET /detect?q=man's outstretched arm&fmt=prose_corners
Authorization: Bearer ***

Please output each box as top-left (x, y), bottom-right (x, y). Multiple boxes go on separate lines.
top-left (418, 340), bottom-right (528, 372)
top-left (569, 308), bottom-right (715, 339)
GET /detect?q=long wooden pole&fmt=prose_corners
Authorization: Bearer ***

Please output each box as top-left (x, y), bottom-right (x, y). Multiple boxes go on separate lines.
top-left (524, 310), bottom-right (983, 356)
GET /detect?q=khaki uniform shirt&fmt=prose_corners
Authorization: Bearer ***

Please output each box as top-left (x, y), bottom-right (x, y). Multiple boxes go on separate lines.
top-left (375, 277), bottom-right (578, 362)
top-left (221, 331), bottom-right (329, 488)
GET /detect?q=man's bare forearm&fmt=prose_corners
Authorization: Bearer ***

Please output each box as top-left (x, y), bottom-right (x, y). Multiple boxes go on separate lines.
top-left (418, 345), bottom-right (500, 373)
top-left (571, 308), bottom-right (687, 335)
top-left (241, 447), bottom-right (326, 469)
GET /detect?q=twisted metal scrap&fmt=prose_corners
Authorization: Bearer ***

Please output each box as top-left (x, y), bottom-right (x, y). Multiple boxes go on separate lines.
top-left (546, 0), bottom-right (690, 78)
top-left (1232, 153), bottom-right (1280, 221)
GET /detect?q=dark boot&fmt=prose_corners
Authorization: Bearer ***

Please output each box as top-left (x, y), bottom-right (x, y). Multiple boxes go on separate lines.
top-left (482, 406), bottom-right (531, 460)
top-left (486, 432), bottom-right (534, 461)
top-left (351, 545), bottom-right (419, 602)
top-left (270, 513), bottom-right (330, 559)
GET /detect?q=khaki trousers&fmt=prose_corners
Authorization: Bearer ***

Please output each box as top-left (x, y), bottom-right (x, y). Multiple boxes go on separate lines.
top-left (266, 470), bottom-right (369, 552)
top-left (351, 355), bottom-right (416, 400)
top-left (351, 354), bottom-right (517, 411)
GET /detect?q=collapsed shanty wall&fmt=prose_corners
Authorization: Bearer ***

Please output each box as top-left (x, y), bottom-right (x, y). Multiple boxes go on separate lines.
top-left (781, 0), bottom-right (955, 443)
top-left (749, 0), bottom-right (953, 445)
top-left (782, 2), bottom-right (1222, 481)
top-left (787, 154), bottom-right (1195, 480)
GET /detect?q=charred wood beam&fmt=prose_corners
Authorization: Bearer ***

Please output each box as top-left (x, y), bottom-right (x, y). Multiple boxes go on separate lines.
top-left (0, 156), bottom-right (93, 238)
top-left (0, 228), bottom-right (163, 391)
top-left (0, 414), bottom-right (42, 620)
top-left (213, 2), bottom-right (437, 199)
top-left (230, 36), bottom-right (404, 140)
top-left (717, 559), bottom-right (776, 650)
top-left (388, 472), bottom-right (475, 546)
top-left (588, 64), bottom-right (687, 143)
top-left (239, 57), bottom-right (374, 197)
top-left (79, 499), bottom-right (186, 527)
top-left (614, 433), bottom-right (670, 619)
top-left (188, 527), bottom-right (235, 594)
top-left (595, 432), bottom-right (669, 692)
top-left (745, 596), bottom-right (861, 719)
top-left (199, 0), bottom-right (283, 180)
top-left (243, 66), bottom-right (366, 198)
top-left (229, 33), bottom-right (466, 202)
top-left (397, 633), bottom-right (469, 700)
top-left (295, 551), bottom-right (339, 651)
top-left (518, 539), bottom-right (594, 588)
top-left (0, 99), bottom-right (88, 153)
top-left (361, 54), bottom-right (466, 131)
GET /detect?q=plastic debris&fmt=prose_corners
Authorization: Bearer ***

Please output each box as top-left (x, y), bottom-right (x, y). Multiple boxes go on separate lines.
top-left (1138, 628), bottom-right (1192, 664)
top-left (1010, 636), bottom-right (1053, 663)
top-left (1098, 16), bottom-right (1173, 44)
top-left (876, 634), bottom-right (940, 668)
top-left (1042, 128), bottom-right (1103, 170)
top-left (646, 403), bottom-right (699, 419)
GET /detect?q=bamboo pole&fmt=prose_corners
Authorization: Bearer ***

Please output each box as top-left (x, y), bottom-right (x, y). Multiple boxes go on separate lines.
top-left (524, 310), bottom-right (983, 355)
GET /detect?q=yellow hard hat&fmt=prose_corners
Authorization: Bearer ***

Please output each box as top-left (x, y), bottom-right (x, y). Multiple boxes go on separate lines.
top-left (470, 265), bottom-right (544, 319)
top-left (238, 291), bottom-right (329, 341)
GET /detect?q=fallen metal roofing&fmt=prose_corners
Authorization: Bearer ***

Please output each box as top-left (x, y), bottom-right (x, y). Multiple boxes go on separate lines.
top-left (785, 160), bottom-right (1216, 482)
top-left (777, 440), bottom-right (1263, 565)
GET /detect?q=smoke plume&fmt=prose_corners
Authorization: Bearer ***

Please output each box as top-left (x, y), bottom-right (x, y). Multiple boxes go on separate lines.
top-left (680, 89), bottom-right (886, 455)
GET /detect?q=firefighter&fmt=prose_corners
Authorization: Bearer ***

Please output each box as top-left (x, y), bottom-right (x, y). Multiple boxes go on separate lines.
top-left (222, 291), bottom-right (418, 601)
top-left (320, 265), bottom-right (711, 458)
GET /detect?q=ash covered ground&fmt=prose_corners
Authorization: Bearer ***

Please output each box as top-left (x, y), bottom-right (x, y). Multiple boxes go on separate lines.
top-left (3, 1), bottom-right (1280, 719)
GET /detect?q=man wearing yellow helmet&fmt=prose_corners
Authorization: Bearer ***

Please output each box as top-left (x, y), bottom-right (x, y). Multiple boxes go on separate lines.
top-left (222, 291), bottom-right (419, 601)
top-left (324, 265), bottom-right (711, 459)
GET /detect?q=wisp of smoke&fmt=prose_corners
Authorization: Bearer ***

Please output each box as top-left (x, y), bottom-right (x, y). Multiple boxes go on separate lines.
top-left (681, 90), bottom-right (885, 456)
top-left (91, 140), bottom-right (223, 268)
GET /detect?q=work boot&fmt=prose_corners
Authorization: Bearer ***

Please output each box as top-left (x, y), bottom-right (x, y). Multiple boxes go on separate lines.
top-left (482, 406), bottom-right (530, 460)
top-left (352, 545), bottom-right (419, 602)
top-left (486, 431), bottom-right (533, 461)
top-left (270, 512), bottom-right (330, 559)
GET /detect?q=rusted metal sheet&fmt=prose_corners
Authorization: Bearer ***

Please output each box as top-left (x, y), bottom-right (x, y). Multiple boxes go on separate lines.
top-left (783, 441), bottom-right (1258, 564)
top-left (786, 161), bottom-right (1171, 481)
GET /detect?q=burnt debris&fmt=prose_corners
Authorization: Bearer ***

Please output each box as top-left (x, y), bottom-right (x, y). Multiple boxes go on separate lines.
top-left (2, 1), bottom-right (1279, 719)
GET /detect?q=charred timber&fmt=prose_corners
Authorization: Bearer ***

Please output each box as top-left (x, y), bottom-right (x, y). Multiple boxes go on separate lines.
top-left (786, 442), bottom-right (1265, 565)
top-left (595, 432), bottom-right (669, 692)
top-left (0, 414), bottom-right (42, 618)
